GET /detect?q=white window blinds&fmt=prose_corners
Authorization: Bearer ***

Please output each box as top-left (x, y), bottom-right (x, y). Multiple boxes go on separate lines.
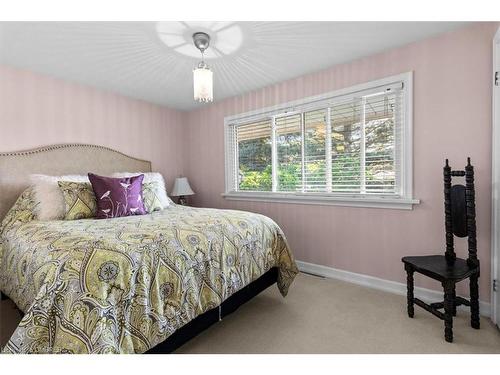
top-left (276, 114), bottom-right (302, 192)
top-left (225, 77), bottom-right (407, 199)
top-left (331, 99), bottom-right (362, 193)
top-left (304, 109), bottom-right (328, 192)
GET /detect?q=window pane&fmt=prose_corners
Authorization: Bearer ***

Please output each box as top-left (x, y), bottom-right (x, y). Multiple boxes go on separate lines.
top-left (276, 114), bottom-right (302, 192)
top-left (237, 120), bottom-right (272, 191)
top-left (304, 109), bottom-right (327, 192)
top-left (365, 94), bottom-right (396, 193)
top-left (331, 101), bottom-right (362, 193)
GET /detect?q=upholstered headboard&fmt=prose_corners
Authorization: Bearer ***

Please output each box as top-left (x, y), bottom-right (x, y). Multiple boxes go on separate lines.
top-left (0, 144), bottom-right (152, 220)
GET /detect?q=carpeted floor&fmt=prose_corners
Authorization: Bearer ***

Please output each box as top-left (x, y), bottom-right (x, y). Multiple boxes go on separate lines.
top-left (1, 273), bottom-right (500, 353)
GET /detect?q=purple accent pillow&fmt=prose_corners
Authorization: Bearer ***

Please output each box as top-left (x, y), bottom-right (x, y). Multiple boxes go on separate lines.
top-left (88, 173), bottom-right (146, 219)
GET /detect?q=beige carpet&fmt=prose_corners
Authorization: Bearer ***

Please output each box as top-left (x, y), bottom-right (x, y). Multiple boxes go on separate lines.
top-left (1, 273), bottom-right (500, 353)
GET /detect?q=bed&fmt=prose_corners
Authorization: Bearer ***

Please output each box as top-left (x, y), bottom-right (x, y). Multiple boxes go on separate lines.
top-left (0, 144), bottom-right (298, 354)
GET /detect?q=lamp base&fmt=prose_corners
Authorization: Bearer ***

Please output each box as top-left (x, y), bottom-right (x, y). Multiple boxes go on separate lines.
top-left (178, 196), bottom-right (188, 206)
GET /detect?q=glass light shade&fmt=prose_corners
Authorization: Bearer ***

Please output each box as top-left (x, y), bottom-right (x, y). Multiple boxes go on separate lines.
top-left (193, 66), bottom-right (213, 102)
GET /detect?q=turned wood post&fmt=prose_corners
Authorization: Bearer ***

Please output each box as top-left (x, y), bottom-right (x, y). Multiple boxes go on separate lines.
top-left (443, 159), bottom-right (456, 265)
top-left (465, 157), bottom-right (479, 268)
top-left (405, 264), bottom-right (414, 318)
top-left (451, 285), bottom-right (457, 316)
top-left (443, 280), bottom-right (455, 342)
top-left (470, 274), bottom-right (480, 329)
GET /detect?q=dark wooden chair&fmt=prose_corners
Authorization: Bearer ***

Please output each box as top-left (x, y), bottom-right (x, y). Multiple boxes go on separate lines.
top-left (402, 158), bottom-right (480, 343)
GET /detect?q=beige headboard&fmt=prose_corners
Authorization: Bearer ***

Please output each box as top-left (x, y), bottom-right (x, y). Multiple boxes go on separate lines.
top-left (0, 144), bottom-right (152, 220)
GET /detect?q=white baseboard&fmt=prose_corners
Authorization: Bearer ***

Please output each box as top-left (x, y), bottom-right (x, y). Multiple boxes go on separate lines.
top-left (296, 260), bottom-right (491, 317)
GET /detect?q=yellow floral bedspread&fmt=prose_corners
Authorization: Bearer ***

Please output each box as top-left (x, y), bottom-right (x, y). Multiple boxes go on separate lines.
top-left (0, 188), bottom-right (298, 353)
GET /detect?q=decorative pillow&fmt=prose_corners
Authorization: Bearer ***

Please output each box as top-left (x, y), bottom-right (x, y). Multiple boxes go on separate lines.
top-left (30, 174), bottom-right (89, 220)
top-left (58, 181), bottom-right (97, 220)
top-left (88, 173), bottom-right (146, 219)
top-left (142, 181), bottom-right (165, 213)
top-left (112, 172), bottom-right (170, 210)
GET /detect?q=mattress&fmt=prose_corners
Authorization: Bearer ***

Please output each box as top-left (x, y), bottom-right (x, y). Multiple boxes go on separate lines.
top-left (0, 188), bottom-right (298, 353)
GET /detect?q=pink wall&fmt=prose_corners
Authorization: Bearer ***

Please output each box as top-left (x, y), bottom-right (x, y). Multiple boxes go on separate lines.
top-left (186, 22), bottom-right (499, 301)
top-left (1, 23), bottom-right (498, 303)
top-left (0, 64), bottom-right (187, 192)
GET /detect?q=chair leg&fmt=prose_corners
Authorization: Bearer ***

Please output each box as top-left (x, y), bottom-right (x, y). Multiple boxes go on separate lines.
top-left (470, 274), bottom-right (480, 329)
top-left (443, 280), bottom-right (454, 343)
top-left (405, 264), bottom-right (414, 318)
top-left (451, 285), bottom-right (457, 316)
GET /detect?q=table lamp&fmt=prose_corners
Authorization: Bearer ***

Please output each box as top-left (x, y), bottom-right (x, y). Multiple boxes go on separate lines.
top-left (171, 177), bottom-right (195, 205)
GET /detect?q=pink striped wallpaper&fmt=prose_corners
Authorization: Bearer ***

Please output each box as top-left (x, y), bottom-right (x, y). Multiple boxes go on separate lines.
top-left (185, 22), bottom-right (499, 301)
top-left (0, 64), bottom-right (187, 192)
top-left (1, 22), bottom-right (498, 303)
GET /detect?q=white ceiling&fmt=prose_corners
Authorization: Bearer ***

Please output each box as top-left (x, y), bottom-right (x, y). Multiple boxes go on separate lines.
top-left (0, 22), bottom-right (468, 110)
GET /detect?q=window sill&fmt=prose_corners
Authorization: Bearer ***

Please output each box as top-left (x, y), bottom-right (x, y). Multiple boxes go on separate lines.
top-left (221, 192), bottom-right (420, 210)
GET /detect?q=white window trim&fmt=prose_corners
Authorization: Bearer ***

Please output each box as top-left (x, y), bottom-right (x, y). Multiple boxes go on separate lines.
top-left (223, 72), bottom-right (419, 210)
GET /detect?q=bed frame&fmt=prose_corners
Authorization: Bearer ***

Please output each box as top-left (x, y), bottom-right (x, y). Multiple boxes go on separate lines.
top-left (147, 267), bottom-right (278, 353)
top-left (0, 143), bottom-right (279, 354)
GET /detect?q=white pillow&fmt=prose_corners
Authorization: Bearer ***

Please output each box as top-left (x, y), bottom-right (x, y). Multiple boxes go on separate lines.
top-left (112, 172), bottom-right (170, 209)
top-left (30, 174), bottom-right (89, 220)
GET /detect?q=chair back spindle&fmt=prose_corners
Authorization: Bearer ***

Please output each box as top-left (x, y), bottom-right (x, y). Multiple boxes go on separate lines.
top-left (443, 159), bottom-right (456, 264)
top-left (465, 158), bottom-right (478, 268)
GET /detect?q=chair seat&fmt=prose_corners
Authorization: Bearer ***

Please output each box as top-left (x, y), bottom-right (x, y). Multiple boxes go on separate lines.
top-left (402, 255), bottom-right (479, 282)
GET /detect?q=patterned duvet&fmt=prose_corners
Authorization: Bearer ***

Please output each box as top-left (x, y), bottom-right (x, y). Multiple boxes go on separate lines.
top-left (0, 188), bottom-right (298, 353)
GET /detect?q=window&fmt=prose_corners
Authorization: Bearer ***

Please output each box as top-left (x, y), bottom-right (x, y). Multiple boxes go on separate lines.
top-left (224, 73), bottom-right (418, 209)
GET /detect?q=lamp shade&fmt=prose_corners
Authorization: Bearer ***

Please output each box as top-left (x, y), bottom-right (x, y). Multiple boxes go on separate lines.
top-left (193, 65), bottom-right (213, 102)
top-left (171, 177), bottom-right (195, 197)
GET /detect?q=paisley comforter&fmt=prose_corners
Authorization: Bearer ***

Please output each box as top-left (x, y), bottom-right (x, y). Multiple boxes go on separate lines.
top-left (0, 188), bottom-right (298, 353)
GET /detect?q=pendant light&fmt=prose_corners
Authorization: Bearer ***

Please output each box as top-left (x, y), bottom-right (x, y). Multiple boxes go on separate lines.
top-left (192, 32), bottom-right (213, 103)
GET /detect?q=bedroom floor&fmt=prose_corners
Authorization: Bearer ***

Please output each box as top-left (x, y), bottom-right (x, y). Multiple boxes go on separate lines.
top-left (1, 273), bottom-right (500, 353)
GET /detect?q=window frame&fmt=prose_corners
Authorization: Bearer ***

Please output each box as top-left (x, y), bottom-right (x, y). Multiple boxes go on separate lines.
top-left (223, 72), bottom-right (419, 210)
